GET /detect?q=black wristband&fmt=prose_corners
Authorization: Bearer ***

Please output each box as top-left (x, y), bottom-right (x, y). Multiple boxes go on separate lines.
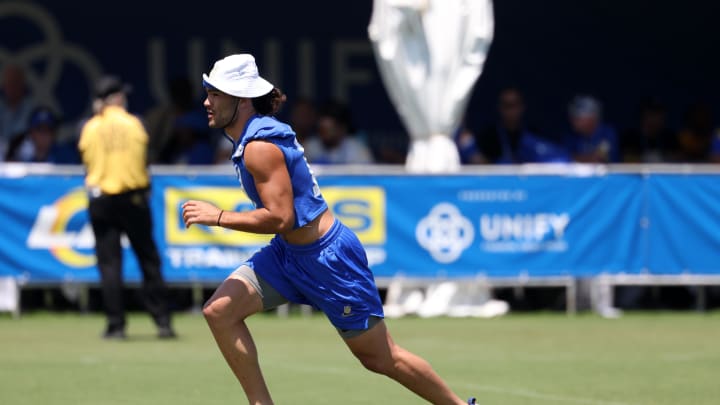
top-left (216, 210), bottom-right (224, 227)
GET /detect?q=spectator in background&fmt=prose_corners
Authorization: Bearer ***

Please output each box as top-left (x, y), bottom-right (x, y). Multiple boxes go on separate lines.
top-left (4, 106), bottom-right (80, 164)
top-left (289, 97), bottom-right (317, 146)
top-left (144, 77), bottom-right (199, 163)
top-left (304, 100), bottom-right (373, 164)
top-left (5, 106), bottom-right (60, 162)
top-left (158, 111), bottom-right (215, 165)
top-left (564, 95), bottom-right (620, 163)
top-left (621, 99), bottom-right (678, 163)
top-left (464, 88), bottom-right (569, 164)
top-left (0, 64), bottom-right (36, 160)
top-left (677, 102), bottom-right (714, 162)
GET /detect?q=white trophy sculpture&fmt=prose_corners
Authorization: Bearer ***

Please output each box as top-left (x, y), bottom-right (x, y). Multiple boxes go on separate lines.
top-left (369, 0), bottom-right (494, 172)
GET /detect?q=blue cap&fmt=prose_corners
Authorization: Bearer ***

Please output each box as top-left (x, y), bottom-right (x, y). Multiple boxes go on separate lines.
top-left (29, 107), bottom-right (58, 129)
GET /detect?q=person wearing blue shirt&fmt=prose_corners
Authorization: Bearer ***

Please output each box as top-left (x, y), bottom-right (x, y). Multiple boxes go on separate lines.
top-left (158, 111), bottom-right (216, 165)
top-left (564, 95), bottom-right (620, 163)
top-left (181, 54), bottom-right (474, 405)
top-left (303, 100), bottom-right (374, 165)
top-left (621, 99), bottom-right (678, 163)
top-left (4, 106), bottom-right (81, 163)
top-left (462, 88), bottom-right (569, 164)
top-left (0, 65), bottom-right (36, 160)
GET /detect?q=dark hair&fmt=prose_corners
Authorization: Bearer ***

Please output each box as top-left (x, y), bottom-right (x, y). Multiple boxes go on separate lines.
top-left (317, 100), bottom-right (355, 133)
top-left (252, 88), bottom-right (287, 116)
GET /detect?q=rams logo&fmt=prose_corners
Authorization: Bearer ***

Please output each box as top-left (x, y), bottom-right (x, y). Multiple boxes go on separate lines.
top-left (26, 188), bottom-right (96, 267)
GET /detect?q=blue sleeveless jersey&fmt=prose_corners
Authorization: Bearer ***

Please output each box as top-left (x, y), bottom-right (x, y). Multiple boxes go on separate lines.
top-left (228, 115), bottom-right (328, 229)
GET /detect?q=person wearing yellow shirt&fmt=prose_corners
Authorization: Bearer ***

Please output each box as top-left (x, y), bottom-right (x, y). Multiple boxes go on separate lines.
top-left (79, 76), bottom-right (176, 340)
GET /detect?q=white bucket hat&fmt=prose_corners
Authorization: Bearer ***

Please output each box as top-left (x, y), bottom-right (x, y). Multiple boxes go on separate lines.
top-left (202, 54), bottom-right (274, 98)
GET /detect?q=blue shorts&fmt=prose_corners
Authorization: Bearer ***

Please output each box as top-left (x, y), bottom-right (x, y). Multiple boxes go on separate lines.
top-left (244, 219), bottom-right (384, 331)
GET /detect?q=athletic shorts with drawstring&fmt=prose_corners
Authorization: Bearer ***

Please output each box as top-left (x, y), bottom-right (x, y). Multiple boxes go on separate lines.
top-left (232, 219), bottom-right (385, 338)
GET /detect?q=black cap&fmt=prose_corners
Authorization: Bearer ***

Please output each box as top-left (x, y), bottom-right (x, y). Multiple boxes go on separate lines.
top-left (95, 75), bottom-right (132, 99)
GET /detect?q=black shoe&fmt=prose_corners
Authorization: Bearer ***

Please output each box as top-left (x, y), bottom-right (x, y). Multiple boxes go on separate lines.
top-left (102, 328), bottom-right (127, 340)
top-left (157, 326), bottom-right (177, 339)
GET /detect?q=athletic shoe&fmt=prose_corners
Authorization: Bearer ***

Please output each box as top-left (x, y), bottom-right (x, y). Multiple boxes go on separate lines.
top-left (157, 326), bottom-right (178, 339)
top-left (102, 328), bottom-right (127, 340)
top-left (467, 397), bottom-right (477, 404)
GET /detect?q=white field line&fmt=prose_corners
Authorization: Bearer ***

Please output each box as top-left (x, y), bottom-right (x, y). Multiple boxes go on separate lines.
top-left (265, 360), bottom-right (637, 405)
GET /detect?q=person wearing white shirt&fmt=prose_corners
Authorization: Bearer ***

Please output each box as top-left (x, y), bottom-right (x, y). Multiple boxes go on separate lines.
top-left (303, 101), bottom-right (374, 164)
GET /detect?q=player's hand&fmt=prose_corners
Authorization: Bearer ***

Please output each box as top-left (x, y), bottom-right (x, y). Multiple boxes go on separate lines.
top-left (182, 200), bottom-right (223, 228)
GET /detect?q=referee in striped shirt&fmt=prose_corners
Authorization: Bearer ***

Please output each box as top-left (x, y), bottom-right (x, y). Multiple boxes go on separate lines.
top-left (79, 76), bottom-right (175, 340)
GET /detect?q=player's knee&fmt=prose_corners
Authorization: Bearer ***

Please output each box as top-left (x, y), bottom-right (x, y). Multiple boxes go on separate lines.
top-left (201, 300), bottom-right (220, 321)
top-left (356, 352), bottom-right (396, 376)
top-left (202, 299), bottom-right (235, 326)
top-left (203, 278), bottom-right (261, 325)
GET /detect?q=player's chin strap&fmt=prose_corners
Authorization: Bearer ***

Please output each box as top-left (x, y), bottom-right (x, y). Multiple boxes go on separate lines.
top-left (219, 97), bottom-right (242, 160)
top-left (218, 97), bottom-right (241, 130)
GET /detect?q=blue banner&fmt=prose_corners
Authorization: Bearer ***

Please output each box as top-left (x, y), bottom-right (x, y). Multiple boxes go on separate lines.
top-left (645, 175), bottom-right (720, 274)
top-left (1, 170), bottom-right (718, 283)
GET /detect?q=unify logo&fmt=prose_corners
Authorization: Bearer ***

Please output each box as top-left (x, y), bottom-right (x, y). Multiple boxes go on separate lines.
top-left (416, 203), bottom-right (474, 264)
top-left (479, 213), bottom-right (570, 253)
top-left (416, 203), bottom-right (572, 262)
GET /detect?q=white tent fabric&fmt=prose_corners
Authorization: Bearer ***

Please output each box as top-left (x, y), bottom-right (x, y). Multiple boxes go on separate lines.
top-left (0, 277), bottom-right (20, 317)
top-left (383, 277), bottom-right (509, 319)
top-left (369, 0), bottom-right (494, 172)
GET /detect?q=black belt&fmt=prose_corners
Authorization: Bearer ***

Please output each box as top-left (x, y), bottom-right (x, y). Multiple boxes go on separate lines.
top-left (88, 186), bottom-right (150, 199)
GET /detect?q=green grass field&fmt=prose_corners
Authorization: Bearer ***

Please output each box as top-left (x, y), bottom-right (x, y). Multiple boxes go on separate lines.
top-left (1, 311), bottom-right (719, 405)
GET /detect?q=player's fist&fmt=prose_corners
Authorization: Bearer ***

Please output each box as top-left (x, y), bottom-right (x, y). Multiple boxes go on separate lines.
top-left (181, 200), bottom-right (222, 228)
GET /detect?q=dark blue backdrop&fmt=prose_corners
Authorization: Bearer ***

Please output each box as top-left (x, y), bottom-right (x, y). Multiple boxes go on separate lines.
top-left (2, 0), bottom-right (718, 138)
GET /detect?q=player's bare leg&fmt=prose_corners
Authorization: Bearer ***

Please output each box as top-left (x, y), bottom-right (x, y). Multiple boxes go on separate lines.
top-left (203, 275), bottom-right (273, 405)
top-left (344, 319), bottom-right (465, 405)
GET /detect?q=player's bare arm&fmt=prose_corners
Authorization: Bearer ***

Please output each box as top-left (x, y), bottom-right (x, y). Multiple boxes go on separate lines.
top-left (182, 140), bottom-right (295, 234)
